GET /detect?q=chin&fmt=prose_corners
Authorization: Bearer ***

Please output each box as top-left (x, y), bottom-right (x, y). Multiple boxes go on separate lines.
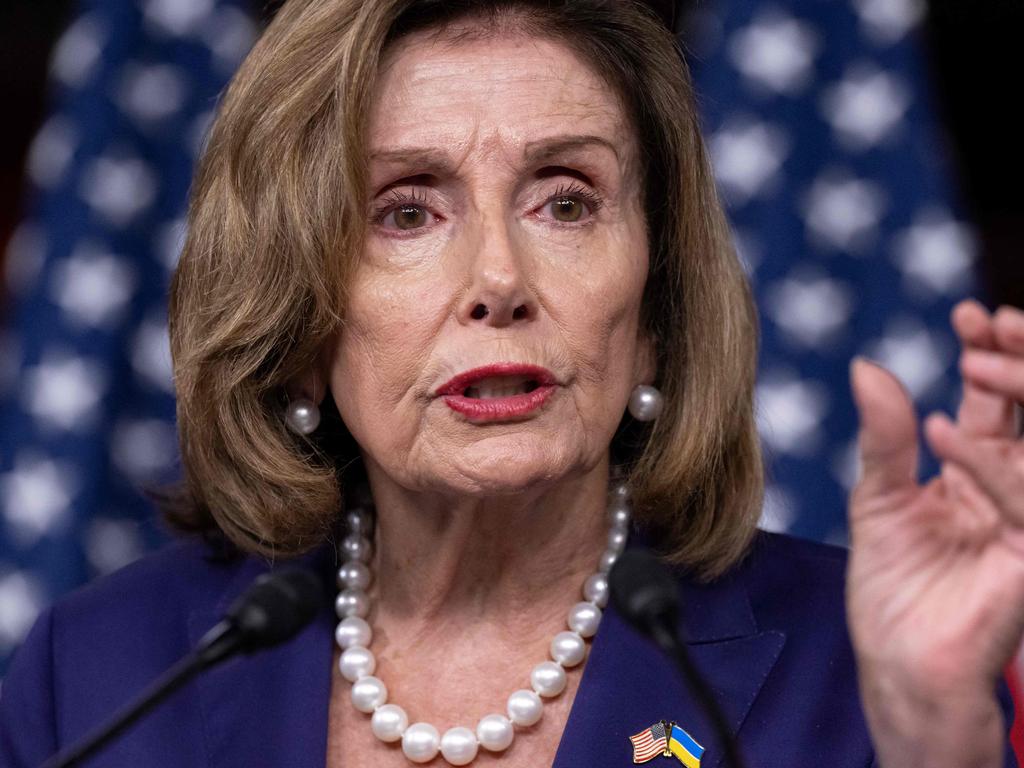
top-left (439, 442), bottom-right (578, 497)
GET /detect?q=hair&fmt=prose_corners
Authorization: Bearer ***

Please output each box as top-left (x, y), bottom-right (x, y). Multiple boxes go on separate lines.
top-left (166, 0), bottom-right (763, 581)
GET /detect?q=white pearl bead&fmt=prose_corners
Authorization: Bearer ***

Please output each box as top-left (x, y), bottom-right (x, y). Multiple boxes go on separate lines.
top-left (507, 689), bottom-right (543, 726)
top-left (607, 526), bottom-right (629, 555)
top-left (341, 533), bottom-right (372, 562)
top-left (609, 482), bottom-right (631, 504)
top-left (530, 660), bottom-right (567, 698)
top-left (371, 704), bottom-right (408, 742)
top-left (583, 572), bottom-right (609, 608)
top-left (335, 588), bottom-right (370, 618)
top-left (335, 616), bottom-right (372, 649)
top-left (284, 397), bottom-right (320, 434)
top-left (476, 714), bottom-right (514, 752)
top-left (336, 560), bottom-right (372, 590)
top-left (339, 645), bottom-right (376, 682)
top-left (402, 722), bottom-right (441, 763)
top-left (628, 384), bottom-right (663, 421)
top-left (607, 502), bottom-right (631, 528)
top-left (345, 508), bottom-right (370, 533)
top-left (440, 726), bottom-right (479, 765)
top-left (550, 631), bottom-right (586, 667)
top-left (351, 676), bottom-right (387, 713)
top-left (567, 601), bottom-right (602, 638)
top-left (598, 548), bottom-right (618, 573)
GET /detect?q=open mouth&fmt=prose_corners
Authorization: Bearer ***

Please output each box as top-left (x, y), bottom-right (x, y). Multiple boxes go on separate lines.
top-left (463, 376), bottom-right (541, 399)
top-left (436, 364), bottom-right (557, 421)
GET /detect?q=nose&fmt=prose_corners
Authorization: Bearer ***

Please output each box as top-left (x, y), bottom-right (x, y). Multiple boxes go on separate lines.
top-left (459, 213), bottom-right (537, 327)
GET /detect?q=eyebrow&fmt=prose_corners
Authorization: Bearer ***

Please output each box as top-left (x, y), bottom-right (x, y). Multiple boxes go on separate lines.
top-left (368, 133), bottom-right (621, 171)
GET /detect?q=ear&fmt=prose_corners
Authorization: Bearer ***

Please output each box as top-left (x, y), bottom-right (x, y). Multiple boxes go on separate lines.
top-left (285, 336), bottom-right (334, 405)
top-left (635, 329), bottom-right (658, 385)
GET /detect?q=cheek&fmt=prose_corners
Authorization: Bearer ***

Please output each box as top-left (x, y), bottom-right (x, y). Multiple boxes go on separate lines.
top-left (540, 231), bottom-right (648, 391)
top-left (329, 270), bottom-right (446, 442)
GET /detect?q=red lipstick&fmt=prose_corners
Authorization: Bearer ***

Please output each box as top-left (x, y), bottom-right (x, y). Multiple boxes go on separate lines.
top-left (436, 363), bottom-right (558, 422)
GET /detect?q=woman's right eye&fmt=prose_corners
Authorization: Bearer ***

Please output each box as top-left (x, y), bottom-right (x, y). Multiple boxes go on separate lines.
top-left (372, 189), bottom-right (437, 233)
top-left (381, 203), bottom-right (431, 231)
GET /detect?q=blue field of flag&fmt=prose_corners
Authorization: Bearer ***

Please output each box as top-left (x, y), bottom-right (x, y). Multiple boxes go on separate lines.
top-left (668, 724), bottom-right (704, 768)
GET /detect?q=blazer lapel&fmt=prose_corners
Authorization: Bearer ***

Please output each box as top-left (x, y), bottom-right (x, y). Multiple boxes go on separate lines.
top-left (186, 544), bottom-right (337, 768)
top-left (552, 542), bottom-right (786, 768)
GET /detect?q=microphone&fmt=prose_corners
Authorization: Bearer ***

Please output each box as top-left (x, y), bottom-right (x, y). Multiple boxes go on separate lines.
top-left (41, 567), bottom-right (324, 768)
top-left (610, 549), bottom-right (747, 768)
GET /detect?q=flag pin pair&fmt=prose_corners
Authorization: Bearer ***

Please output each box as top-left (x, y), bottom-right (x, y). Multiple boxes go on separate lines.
top-left (629, 720), bottom-right (705, 767)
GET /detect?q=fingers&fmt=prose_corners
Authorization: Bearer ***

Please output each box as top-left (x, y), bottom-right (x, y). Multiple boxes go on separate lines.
top-left (952, 300), bottom-right (1017, 439)
top-left (961, 349), bottom-right (1024, 404)
top-left (993, 305), bottom-right (1024, 356)
top-left (925, 412), bottom-right (1024, 529)
top-left (850, 358), bottom-right (919, 498)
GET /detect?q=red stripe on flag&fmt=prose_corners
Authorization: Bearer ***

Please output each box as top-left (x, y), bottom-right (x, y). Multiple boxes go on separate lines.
top-left (630, 730), bottom-right (668, 762)
top-left (1006, 664), bottom-right (1023, 764)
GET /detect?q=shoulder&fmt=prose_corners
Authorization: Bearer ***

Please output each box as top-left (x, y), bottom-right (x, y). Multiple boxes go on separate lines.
top-left (51, 536), bottom-right (247, 635)
top-left (0, 537), bottom-right (250, 766)
top-left (734, 529), bottom-right (850, 634)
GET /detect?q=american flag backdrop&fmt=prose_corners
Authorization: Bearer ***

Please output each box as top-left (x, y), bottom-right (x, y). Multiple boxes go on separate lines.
top-left (0, 0), bottom-right (1019, 757)
top-left (0, 0), bottom-right (256, 672)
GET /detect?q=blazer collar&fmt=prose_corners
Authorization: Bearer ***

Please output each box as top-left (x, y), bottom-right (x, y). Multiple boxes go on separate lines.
top-left (552, 534), bottom-right (787, 768)
top-left (187, 531), bottom-right (785, 768)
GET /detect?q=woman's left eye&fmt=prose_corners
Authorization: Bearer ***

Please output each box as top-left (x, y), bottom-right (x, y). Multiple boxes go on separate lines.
top-left (542, 182), bottom-right (604, 224)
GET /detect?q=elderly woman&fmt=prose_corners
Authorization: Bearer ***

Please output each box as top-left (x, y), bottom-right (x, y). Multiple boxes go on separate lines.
top-left (2, 1), bottom-right (1022, 766)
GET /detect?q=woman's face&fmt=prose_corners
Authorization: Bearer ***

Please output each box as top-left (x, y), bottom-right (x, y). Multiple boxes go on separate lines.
top-left (323, 27), bottom-right (653, 496)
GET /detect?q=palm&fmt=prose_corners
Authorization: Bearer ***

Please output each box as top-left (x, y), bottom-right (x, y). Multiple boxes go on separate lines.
top-left (845, 300), bottom-right (1024, 767)
top-left (849, 472), bottom-right (1024, 689)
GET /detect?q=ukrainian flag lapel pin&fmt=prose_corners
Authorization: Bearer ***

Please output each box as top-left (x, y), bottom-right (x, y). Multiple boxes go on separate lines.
top-left (628, 720), bottom-right (704, 766)
top-left (666, 722), bottom-right (704, 768)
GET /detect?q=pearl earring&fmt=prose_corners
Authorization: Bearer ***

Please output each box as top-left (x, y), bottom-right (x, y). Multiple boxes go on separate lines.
top-left (627, 384), bottom-right (663, 422)
top-left (285, 397), bottom-right (321, 435)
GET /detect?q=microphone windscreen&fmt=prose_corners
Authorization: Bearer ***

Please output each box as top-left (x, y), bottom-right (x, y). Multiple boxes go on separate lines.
top-left (609, 548), bottom-right (680, 630)
top-left (226, 567), bottom-right (324, 651)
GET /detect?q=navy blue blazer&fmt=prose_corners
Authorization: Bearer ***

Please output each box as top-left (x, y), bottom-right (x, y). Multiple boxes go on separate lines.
top-left (0, 530), bottom-right (1016, 767)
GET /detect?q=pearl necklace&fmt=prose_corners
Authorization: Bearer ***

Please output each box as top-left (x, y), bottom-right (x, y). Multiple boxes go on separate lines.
top-left (333, 478), bottom-right (633, 765)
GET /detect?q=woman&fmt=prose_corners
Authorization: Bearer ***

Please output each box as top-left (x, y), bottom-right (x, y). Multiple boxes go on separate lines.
top-left (1, 1), bottom-right (1021, 766)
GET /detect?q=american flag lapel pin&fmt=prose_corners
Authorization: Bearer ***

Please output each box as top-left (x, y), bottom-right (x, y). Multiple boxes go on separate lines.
top-left (628, 719), bottom-right (669, 764)
top-left (629, 720), bottom-right (705, 766)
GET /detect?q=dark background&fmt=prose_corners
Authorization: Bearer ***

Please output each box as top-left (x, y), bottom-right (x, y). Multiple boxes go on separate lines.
top-left (1, 0), bottom-right (1021, 309)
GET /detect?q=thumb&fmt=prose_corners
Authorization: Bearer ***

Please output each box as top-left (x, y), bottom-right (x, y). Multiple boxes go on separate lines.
top-left (850, 357), bottom-right (919, 499)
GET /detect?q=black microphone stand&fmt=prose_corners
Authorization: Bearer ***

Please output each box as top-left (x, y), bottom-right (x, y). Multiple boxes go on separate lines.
top-left (39, 620), bottom-right (243, 768)
top-left (611, 548), bottom-right (748, 768)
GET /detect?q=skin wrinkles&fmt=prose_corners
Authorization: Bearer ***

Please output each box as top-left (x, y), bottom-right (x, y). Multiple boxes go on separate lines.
top-left (316, 27), bottom-right (656, 765)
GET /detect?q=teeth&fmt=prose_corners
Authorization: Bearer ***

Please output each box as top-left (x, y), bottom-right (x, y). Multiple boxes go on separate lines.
top-left (465, 384), bottom-right (529, 399)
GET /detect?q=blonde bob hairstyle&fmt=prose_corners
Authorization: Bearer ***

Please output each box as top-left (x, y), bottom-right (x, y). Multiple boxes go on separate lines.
top-left (167, 0), bottom-right (763, 581)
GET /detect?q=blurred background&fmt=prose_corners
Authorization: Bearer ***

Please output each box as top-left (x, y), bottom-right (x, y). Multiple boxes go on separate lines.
top-left (0, 0), bottom-right (1021, 754)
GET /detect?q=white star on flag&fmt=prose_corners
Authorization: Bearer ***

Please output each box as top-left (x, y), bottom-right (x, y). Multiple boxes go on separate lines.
top-left (892, 209), bottom-right (977, 298)
top-left (863, 318), bottom-right (952, 401)
top-left (78, 153), bottom-right (158, 228)
top-left (801, 170), bottom-right (888, 253)
top-left (763, 273), bottom-right (854, 349)
top-left (21, 352), bottom-right (108, 432)
top-left (143, 0), bottom-right (215, 37)
top-left (709, 118), bottom-right (790, 206)
top-left (0, 571), bottom-right (46, 652)
top-left (727, 9), bottom-right (820, 95)
top-left (0, 453), bottom-right (78, 547)
top-left (49, 245), bottom-right (136, 328)
top-left (756, 370), bottom-right (830, 456)
top-left (820, 63), bottom-right (911, 151)
top-left (851, 0), bottom-right (926, 45)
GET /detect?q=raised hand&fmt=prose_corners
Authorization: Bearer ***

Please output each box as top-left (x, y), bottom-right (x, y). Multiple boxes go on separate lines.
top-left (846, 299), bottom-right (1024, 768)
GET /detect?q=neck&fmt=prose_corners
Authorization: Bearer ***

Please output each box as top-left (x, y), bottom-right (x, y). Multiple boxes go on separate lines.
top-left (359, 461), bottom-right (613, 630)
